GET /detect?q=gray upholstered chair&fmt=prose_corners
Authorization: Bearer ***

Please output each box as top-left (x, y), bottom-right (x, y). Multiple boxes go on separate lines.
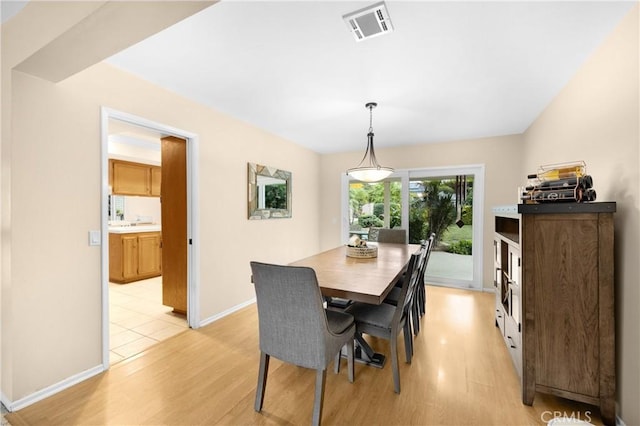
top-left (367, 227), bottom-right (381, 242)
top-left (376, 228), bottom-right (407, 244)
top-left (250, 261), bottom-right (356, 426)
top-left (344, 249), bottom-right (422, 393)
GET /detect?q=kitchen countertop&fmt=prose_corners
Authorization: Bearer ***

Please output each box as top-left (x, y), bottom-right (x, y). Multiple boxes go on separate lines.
top-left (109, 225), bottom-right (161, 234)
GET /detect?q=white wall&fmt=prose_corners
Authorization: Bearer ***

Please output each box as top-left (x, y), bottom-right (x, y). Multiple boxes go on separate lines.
top-left (121, 196), bottom-right (161, 224)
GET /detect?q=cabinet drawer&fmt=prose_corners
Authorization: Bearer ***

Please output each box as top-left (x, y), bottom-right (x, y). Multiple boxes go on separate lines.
top-left (495, 301), bottom-right (505, 335)
top-left (505, 316), bottom-right (522, 380)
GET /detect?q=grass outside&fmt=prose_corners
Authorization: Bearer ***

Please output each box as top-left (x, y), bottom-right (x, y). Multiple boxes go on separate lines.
top-left (440, 224), bottom-right (472, 246)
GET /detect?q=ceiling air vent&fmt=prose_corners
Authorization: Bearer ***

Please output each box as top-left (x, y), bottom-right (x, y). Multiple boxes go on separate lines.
top-left (343, 1), bottom-right (394, 42)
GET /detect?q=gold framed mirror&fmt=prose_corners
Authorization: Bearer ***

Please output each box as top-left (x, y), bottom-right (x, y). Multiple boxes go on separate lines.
top-left (248, 163), bottom-right (292, 219)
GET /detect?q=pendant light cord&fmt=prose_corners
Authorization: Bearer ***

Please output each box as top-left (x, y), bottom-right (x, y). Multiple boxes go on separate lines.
top-left (369, 103), bottom-right (374, 134)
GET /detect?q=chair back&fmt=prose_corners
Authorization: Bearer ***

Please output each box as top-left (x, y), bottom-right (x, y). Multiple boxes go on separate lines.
top-left (250, 262), bottom-right (334, 369)
top-left (377, 228), bottom-right (407, 244)
top-left (403, 247), bottom-right (426, 312)
top-left (367, 227), bottom-right (381, 242)
top-left (419, 233), bottom-right (436, 282)
top-left (391, 250), bottom-right (422, 326)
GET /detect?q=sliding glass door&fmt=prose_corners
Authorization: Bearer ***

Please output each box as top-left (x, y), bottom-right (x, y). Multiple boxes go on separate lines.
top-left (347, 178), bottom-right (402, 240)
top-left (342, 165), bottom-right (484, 290)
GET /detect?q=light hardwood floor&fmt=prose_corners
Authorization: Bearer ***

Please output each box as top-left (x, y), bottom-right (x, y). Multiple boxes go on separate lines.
top-left (7, 286), bottom-right (604, 425)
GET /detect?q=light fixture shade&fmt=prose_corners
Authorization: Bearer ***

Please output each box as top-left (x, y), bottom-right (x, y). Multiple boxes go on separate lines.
top-left (346, 102), bottom-right (394, 182)
top-left (347, 166), bottom-right (393, 182)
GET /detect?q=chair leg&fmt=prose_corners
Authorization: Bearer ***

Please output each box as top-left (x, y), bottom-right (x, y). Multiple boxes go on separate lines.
top-left (403, 321), bottom-right (413, 363)
top-left (347, 338), bottom-right (354, 383)
top-left (312, 369), bottom-right (327, 426)
top-left (390, 336), bottom-right (400, 394)
top-left (334, 350), bottom-right (341, 374)
top-left (255, 352), bottom-right (270, 412)
top-left (412, 301), bottom-right (420, 336)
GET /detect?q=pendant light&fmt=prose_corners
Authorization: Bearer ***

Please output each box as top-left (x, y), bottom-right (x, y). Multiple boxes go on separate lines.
top-left (346, 102), bottom-right (394, 182)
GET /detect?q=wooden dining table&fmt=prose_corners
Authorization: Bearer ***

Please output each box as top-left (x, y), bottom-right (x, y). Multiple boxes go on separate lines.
top-left (290, 242), bottom-right (421, 304)
top-left (289, 242), bottom-right (422, 367)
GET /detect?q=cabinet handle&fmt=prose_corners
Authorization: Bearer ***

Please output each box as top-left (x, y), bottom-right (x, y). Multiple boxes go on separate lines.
top-left (507, 336), bottom-right (516, 349)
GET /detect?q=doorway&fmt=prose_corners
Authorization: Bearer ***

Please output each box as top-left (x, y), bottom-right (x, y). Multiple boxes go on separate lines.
top-left (100, 108), bottom-right (199, 369)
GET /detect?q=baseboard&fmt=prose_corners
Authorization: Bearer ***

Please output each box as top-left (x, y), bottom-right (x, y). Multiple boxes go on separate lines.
top-left (198, 297), bottom-right (256, 328)
top-left (1, 392), bottom-right (10, 413)
top-left (1, 364), bottom-right (104, 412)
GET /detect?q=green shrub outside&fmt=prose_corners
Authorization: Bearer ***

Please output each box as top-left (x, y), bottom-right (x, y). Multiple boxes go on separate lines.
top-left (358, 215), bottom-right (384, 228)
top-left (461, 205), bottom-right (473, 225)
top-left (373, 203), bottom-right (402, 229)
top-left (447, 239), bottom-right (472, 255)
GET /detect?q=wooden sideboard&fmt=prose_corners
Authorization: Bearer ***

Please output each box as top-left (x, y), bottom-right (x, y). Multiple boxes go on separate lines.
top-left (494, 202), bottom-right (616, 425)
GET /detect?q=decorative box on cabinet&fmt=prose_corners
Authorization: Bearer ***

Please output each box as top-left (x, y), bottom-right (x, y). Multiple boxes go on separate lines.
top-left (109, 231), bottom-right (162, 283)
top-left (517, 202), bottom-right (616, 426)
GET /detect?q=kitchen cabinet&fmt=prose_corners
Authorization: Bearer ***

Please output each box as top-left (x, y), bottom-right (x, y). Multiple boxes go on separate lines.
top-left (150, 166), bottom-right (162, 196)
top-left (109, 231), bottom-right (162, 283)
top-left (110, 159), bottom-right (161, 197)
top-left (495, 203), bottom-right (616, 425)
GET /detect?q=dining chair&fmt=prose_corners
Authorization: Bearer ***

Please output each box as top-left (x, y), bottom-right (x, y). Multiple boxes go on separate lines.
top-left (417, 233), bottom-right (436, 318)
top-left (344, 249), bottom-right (422, 393)
top-left (250, 261), bottom-right (356, 426)
top-left (382, 235), bottom-right (432, 335)
top-left (376, 228), bottom-right (408, 244)
top-left (367, 227), bottom-right (381, 242)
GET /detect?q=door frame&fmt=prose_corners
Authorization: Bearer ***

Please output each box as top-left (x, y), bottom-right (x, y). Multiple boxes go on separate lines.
top-left (341, 164), bottom-right (484, 290)
top-left (407, 164), bottom-right (485, 291)
top-left (100, 107), bottom-right (200, 370)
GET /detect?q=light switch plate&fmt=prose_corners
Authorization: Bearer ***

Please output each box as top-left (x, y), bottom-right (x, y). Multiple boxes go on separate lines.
top-left (89, 230), bottom-right (101, 246)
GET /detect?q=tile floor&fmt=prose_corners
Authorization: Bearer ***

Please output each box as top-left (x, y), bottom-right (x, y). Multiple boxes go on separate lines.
top-left (109, 277), bottom-right (188, 365)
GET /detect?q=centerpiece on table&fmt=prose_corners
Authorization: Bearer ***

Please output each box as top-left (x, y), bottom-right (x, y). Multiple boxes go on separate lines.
top-left (346, 235), bottom-right (378, 258)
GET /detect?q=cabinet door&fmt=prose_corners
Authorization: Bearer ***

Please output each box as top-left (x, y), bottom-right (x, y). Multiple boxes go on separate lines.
top-left (508, 245), bottom-right (521, 327)
top-left (530, 214), bottom-right (600, 397)
top-left (494, 238), bottom-right (505, 333)
top-left (493, 238), bottom-right (501, 290)
top-left (112, 161), bottom-right (150, 195)
top-left (150, 167), bottom-right (161, 196)
top-left (138, 233), bottom-right (162, 276)
top-left (121, 235), bottom-right (139, 280)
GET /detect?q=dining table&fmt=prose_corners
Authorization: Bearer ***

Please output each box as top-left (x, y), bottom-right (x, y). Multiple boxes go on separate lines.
top-left (289, 242), bottom-right (422, 367)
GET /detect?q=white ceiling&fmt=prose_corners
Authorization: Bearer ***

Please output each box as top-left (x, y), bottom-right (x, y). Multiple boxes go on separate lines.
top-left (106, 1), bottom-right (635, 154)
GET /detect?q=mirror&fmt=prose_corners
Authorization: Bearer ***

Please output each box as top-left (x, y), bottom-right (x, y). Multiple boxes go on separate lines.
top-left (248, 163), bottom-right (292, 219)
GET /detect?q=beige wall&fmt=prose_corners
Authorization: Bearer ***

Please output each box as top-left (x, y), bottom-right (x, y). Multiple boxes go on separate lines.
top-left (319, 134), bottom-right (523, 289)
top-left (320, 5), bottom-right (640, 423)
top-left (2, 1), bottom-right (638, 423)
top-left (2, 5), bottom-right (319, 404)
top-left (1, 0), bottom-right (110, 406)
top-left (522, 6), bottom-right (639, 424)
